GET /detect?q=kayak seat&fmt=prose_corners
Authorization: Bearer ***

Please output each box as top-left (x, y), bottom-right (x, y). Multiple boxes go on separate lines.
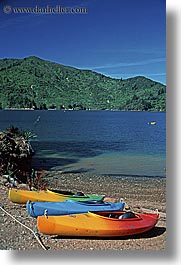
top-left (83, 200), bottom-right (104, 204)
top-left (118, 212), bottom-right (136, 219)
top-left (50, 189), bottom-right (75, 195)
top-left (108, 212), bottom-right (136, 219)
top-left (73, 191), bottom-right (85, 197)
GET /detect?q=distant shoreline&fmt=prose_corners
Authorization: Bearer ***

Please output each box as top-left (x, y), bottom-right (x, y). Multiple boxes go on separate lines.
top-left (0, 108), bottom-right (166, 112)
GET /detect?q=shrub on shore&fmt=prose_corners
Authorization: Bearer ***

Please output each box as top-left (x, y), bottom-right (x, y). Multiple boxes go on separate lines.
top-left (0, 126), bottom-right (35, 183)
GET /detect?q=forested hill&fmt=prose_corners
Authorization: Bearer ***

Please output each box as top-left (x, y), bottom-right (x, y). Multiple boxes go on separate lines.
top-left (0, 56), bottom-right (166, 111)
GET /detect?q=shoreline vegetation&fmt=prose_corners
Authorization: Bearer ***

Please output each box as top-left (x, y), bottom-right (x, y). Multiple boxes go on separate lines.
top-left (0, 126), bottom-right (35, 184)
top-left (1, 108), bottom-right (166, 112)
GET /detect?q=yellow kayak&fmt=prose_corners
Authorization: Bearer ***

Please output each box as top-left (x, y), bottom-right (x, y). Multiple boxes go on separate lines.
top-left (8, 189), bottom-right (105, 204)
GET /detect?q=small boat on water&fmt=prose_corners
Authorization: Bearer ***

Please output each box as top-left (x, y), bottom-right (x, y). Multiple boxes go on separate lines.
top-left (148, 121), bottom-right (157, 125)
top-left (8, 189), bottom-right (105, 204)
top-left (26, 200), bottom-right (125, 217)
top-left (37, 210), bottom-right (159, 237)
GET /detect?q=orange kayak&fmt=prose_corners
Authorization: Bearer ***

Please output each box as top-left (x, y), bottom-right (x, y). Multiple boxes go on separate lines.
top-left (37, 211), bottom-right (159, 237)
top-left (8, 189), bottom-right (105, 204)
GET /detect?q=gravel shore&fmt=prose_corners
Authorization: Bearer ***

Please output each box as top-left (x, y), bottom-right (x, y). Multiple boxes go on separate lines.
top-left (0, 171), bottom-right (166, 251)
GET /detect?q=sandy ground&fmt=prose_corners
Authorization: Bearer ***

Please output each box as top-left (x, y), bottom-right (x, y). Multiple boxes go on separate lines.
top-left (0, 172), bottom-right (166, 251)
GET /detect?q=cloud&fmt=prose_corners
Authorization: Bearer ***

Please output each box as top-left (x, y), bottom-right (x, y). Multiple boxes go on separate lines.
top-left (111, 72), bottom-right (166, 77)
top-left (87, 58), bottom-right (166, 71)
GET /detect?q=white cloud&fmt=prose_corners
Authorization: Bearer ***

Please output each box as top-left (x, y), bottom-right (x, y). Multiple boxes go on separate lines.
top-left (88, 58), bottom-right (166, 71)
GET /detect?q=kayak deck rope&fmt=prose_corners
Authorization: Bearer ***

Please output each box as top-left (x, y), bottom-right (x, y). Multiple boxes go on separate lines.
top-left (0, 205), bottom-right (48, 250)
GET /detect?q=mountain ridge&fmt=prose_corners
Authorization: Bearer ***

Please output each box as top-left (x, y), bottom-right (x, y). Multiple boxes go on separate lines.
top-left (0, 56), bottom-right (166, 111)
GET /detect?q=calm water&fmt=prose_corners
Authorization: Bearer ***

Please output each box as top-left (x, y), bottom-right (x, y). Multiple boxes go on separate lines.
top-left (0, 110), bottom-right (166, 177)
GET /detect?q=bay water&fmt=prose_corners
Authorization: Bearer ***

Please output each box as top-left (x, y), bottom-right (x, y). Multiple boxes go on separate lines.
top-left (0, 110), bottom-right (166, 177)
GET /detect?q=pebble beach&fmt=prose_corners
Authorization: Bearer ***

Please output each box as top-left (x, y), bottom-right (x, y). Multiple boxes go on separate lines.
top-left (0, 171), bottom-right (166, 251)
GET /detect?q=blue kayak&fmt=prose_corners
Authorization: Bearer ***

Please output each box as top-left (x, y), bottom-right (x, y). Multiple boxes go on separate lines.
top-left (26, 200), bottom-right (125, 217)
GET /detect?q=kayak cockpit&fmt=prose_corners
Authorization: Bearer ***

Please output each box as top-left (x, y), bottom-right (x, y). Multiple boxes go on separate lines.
top-left (88, 211), bottom-right (142, 220)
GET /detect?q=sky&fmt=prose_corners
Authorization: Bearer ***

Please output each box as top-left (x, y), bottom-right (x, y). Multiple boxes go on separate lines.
top-left (0, 0), bottom-right (166, 84)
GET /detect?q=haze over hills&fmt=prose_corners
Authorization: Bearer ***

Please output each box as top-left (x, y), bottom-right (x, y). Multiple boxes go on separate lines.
top-left (0, 56), bottom-right (166, 111)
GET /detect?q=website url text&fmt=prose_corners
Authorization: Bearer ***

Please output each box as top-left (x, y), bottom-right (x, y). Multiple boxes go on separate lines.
top-left (3, 5), bottom-right (88, 15)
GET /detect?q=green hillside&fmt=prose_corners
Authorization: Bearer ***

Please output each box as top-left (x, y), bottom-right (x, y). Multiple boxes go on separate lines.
top-left (0, 56), bottom-right (166, 111)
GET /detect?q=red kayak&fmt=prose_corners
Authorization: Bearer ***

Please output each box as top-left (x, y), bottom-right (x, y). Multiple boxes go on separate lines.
top-left (37, 211), bottom-right (159, 237)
